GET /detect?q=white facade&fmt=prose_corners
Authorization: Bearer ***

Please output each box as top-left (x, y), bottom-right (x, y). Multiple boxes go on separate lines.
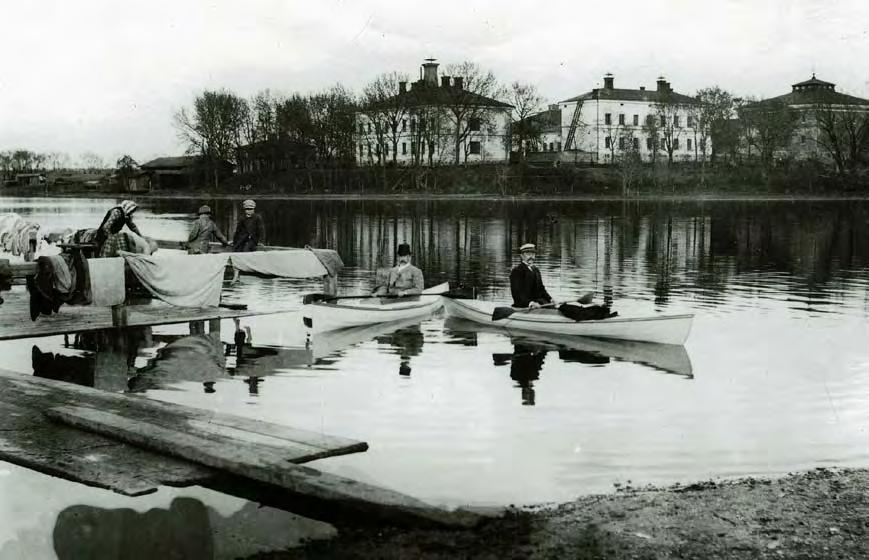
top-left (557, 76), bottom-right (709, 164)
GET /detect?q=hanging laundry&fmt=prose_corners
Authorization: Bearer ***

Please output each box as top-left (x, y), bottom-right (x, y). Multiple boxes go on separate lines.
top-left (120, 252), bottom-right (227, 307)
top-left (227, 249), bottom-right (337, 278)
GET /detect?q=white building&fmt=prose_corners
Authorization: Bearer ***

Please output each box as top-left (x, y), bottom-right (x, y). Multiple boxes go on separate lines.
top-left (553, 74), bottom-right (707, 164)
top-left (355, 60), bottom-right (513, 166)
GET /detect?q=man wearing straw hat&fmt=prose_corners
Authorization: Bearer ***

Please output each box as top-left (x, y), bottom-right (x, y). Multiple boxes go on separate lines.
top-left (510, 243), bottom-right (552, 309)
top-left (187, 205), bottom-right (229, 254)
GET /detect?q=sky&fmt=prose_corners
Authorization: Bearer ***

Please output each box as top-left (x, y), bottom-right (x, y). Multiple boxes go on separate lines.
top-left (2, 0), bottom-right (868, 166)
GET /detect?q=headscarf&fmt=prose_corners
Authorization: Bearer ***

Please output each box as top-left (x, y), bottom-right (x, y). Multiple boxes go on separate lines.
top-left (119, 200), bottom-right (138, 217)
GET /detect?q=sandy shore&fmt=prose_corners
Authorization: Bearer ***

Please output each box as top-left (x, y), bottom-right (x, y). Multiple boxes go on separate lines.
top-left (252, 467), bottom-right (869, 559)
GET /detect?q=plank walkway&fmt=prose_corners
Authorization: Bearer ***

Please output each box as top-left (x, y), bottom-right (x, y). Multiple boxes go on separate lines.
top-left (0, 369), bottom-right (480, 528)
top-left (0, 288), bottom-right (293, 341)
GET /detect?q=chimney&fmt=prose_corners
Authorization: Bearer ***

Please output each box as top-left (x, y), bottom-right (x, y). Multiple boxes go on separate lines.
top-left (454, 76), bottom-right (463, 89)
top-left (656, 76), bottom-right (667, 92)
top-left (422, 59), bottom-right (439, 86)
top-left (603, 73), bottom-right (614, 89)
top-left (639, 86), bottom-right (646, 91)
top-left (665, 81), bottom-right (672, 92)
top-left (441, 76), bottom-right (451, 88)
top-left (399, 81), bottom-right (406, 94)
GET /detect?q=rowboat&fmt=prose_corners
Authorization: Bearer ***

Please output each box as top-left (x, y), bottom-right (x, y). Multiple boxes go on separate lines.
top-left (442, 298), bottom-right (693, 346)
top-left (444, 317), bottom-right (693, 377)
top-left (302, 282), bottom-right (449, 332)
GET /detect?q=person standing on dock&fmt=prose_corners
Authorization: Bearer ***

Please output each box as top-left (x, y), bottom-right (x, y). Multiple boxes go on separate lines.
top-left (187, 205), bottom-right (229, 254)
top-left (510, 243), bottom-right (553, 309)
top-left (95, 199), bottom-right (143, 257)
top-left (230, 199), bottom-right (266, 282)
top-left (372, 243), bottom-right (424, 297)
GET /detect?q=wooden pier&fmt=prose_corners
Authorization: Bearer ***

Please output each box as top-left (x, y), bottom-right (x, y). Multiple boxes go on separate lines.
top-left (0, 368), bottom-right (481, 528)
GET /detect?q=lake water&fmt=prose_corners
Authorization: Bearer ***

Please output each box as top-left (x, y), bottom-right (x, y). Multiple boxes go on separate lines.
top-left (2, 195), bottom-right (869, 557)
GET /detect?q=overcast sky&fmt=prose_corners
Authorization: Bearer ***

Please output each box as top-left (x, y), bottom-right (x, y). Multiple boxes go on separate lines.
top-left (2, 0), bottom-right (867, 165)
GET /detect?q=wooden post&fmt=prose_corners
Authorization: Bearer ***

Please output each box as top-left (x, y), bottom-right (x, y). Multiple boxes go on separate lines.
top-left (111, 305), bottom-right (128, 328)
top-left (321, 274), bottom-right (337, 296)
top-left (208, 318), bottom-right (221, 334)
top-left (189, 321), bottom-right (205, 335)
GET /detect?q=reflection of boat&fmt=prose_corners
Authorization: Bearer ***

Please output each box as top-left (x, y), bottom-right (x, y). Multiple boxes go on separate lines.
top-left (309, 316), bottom-right (434, 360)
top-left (445, 317), bottom-right (693, 378)
top-left (443, 298), bottom-right (693, 345)
top-left (302, 282), bottom-right (448, 332)
top-left (129, 333), bottom-right (228, 392)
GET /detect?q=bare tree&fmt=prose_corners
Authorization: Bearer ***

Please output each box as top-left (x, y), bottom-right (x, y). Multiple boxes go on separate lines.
top-left (739, 99), bottom-right (799, 168)
top-left (307, 84), bottom-right (357, 165)
top-left (174, 89), bottom-right (248, 164)
top-left (695, 87), bottom-right (734, 164)
top-left (642, 114), bottom-right (663, 164)
top-left (80, 151), bottom-right (105, 172)
top-left (812, 103), bottom-right (869, 173)
top-left (443, 61), bottom-right (506, 164)
top-left (654, 92), bottom-right (688, 165)
top-left (508, 82), bottom-right (545, 161)
top-left (362, 72), bottom-right (411, 165)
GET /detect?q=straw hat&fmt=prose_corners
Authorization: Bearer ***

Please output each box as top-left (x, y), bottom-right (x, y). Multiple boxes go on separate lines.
top-left (242, 199), bottom-right (256, 210)
top-left (519, 243), bottom-right (536, 252)
top-left (197, 205), bottom-right (212, 215)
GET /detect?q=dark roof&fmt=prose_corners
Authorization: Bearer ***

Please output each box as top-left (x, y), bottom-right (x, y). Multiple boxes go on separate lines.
top-left (525, 107), bottom-right (561, 132)
top-left (365, 80), bottom-right (513, 111)
top-left (560, 87), bottom-right (698, 105)
top-left (750, 75), bottom-right (869, 108)
top-left (141, 156), bottom-right (202, 169)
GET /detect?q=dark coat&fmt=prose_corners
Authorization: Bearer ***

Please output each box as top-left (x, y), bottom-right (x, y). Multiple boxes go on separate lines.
top-left (510, 262), bottom-right (552, 308)
top-left (232, 214), bottom-right (266, 252)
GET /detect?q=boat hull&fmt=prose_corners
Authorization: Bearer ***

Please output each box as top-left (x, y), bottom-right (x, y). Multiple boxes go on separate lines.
top-left (303, 283), bottom-right (447, 332)
top-left (443, 298), bottom-right (693, 345)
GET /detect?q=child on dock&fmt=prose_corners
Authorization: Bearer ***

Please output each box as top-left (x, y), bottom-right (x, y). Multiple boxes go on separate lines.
top-left (187, 205), bottom-right (229, 254)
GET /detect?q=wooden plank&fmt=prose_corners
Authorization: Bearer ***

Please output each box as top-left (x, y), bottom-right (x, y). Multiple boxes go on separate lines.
top-left (46, 404), bottom-right (479, 528)
top-left (0, 288), bottom-right (293, 341)
top-left (0, 384), bottom-right (216, 496)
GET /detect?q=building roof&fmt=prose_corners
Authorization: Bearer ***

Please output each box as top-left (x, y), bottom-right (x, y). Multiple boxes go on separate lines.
top-left (141, 156), bottom-right (202, 169)
top-left (750, 75), bottom-right (869, 108)
top-left (525, 106), bottom-right (561, 132)
top-left (364, 82), bottom-right (513, 111)
top-left (561, 87), bottom-right (698, 105)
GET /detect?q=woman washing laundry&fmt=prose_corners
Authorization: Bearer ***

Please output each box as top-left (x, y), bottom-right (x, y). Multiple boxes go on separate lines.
top-left (94, 200), bottom-right (144, 257)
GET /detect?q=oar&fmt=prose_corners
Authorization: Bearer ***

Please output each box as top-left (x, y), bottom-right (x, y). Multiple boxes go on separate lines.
top-left (491, 292), bottom-right (594, 322)
top-left (302, 286), bottom-right (473, 305)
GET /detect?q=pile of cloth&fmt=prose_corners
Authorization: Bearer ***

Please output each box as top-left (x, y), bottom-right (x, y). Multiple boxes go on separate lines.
top-left (27, 254), bottom-right (126, 320)
top-left (0, 213), bottom-right (40, 259)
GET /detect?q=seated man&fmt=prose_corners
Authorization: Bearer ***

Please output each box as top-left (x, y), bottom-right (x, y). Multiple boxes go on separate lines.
top-left (510, 243), bottom-right (552, 309)
top-left (372, 243), bottom-right (424, 297)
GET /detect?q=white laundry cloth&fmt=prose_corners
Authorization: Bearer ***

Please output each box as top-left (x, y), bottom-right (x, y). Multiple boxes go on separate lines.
top-left (227, 250), bottom-right (330, 278)
top-left (87, 257), bottom-right (126, 306)
top-left (120, 252), bottom-right (228, 307)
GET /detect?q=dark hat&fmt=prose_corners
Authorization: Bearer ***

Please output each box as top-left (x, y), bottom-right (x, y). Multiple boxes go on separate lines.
top-left (397, 243), bottom-right (412, 256)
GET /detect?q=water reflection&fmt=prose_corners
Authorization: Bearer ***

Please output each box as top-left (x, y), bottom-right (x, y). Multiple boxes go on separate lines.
top-left (375, 325), bottom-right (425, 377)
top-left (445, 317), bottom-right (693, 406)
top-left (129, 332), bottom-right (227, 393)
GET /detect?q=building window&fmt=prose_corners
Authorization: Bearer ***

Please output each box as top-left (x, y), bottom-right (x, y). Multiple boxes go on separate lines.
top-left (605, 137), bottom-right (611, 149)
top-left (367, 122), bottom-right (372, 133)
top-left (646, 137), bottom-right (653, 150)
top-left (633, 114), bottom-right (639, 126)
top-left (801, 135), bottom-right (806, 144)
top-left (687, 138), bottom-right (692, 150)
top-left (549, 142), bottom-right (554, 152)
top-left (375, 144), bottom-right (380, 155)
top-left (410, 120), bottom-right (416, 133)
top-left (402, 142), bottom-right (407, 155)
top-left (618, 137), bottom-right (625, 150)
top-left (556, 141), bottom-right (562, 151)
top-left (646, 115), bottom-right (654, 126)
top-left (687, 115), bottom-right (694, 127)
top-left (633, 137), bottom-right (639, 150)
top-left (618, 114), bottom-right (625, 125)
top-left (660, 115), bottom-right (665, 127)
top-left (700, 140), bottom-right (706, 151)
top-left (674, 116), bottom-right (680, 127)
top-left (673, 138), bottom-right (679, 150)
top-left (402, 119), bottom-right (407, 132)
top-left (469, 117), bottom-right (481, 132)
top-left (359, 144), bottom-right (364, 158)
top-left (429, 142), bottom-right (435, 155)
top-left (605, 113), bottom-right (612, 125)
top-left (359, 123), bottom-right (364, 134)
top-left (385, 144), bottom-right (389, 155)
top-left (367, 143), bottom-right (371, 156)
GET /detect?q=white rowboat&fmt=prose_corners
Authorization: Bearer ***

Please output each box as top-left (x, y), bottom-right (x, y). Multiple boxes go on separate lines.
top-left (303, 282), bottom-right (448, 332)
top-left (443, 298), bottom-right (693, 346)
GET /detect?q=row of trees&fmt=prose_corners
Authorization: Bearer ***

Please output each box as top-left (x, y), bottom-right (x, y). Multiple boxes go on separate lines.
top-left (0, 150), bottom-right (108, 179)
top-left (173, 61), bottom-right (543, 170)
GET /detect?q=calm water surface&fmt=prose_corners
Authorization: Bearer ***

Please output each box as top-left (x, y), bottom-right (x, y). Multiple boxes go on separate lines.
top-left (2, 196), bottom-right (869, 556)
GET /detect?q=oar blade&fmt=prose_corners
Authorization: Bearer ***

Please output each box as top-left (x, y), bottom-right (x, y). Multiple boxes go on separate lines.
top-left (491, 306), bottom-right (516, 321)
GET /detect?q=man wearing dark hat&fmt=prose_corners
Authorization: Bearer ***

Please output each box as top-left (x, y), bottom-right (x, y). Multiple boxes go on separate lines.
top-left (187, 205), bottom-right (229, 254)
top-left (372, 243), bottom-right (424, 297)
top-left (510, 243), bottom-right (552, 308)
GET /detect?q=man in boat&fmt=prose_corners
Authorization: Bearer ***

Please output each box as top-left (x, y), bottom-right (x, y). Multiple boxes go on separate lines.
top-left (187, 205), bottom-right (229, 254)
top-left (230, 199), bottom-right (266, 282)
top-left (510, 243), bottom-right (552, 309)
top-left (372, 243), bottom-right (424, 297)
